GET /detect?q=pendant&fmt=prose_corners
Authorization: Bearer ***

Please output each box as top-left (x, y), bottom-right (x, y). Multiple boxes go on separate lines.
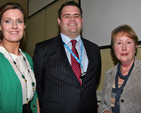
top-left (32, 82), bottom-right (35, 86)
top-left (33, 104), bottom-right (36, 110)
top-left (28, 69), bottom-right (30, 73)
top-left (22, 75), bottom-right (25, 79)
top-left (26, 98), bottom-right (29, 104)
top-left (23, 57), bottom-right (26, 61)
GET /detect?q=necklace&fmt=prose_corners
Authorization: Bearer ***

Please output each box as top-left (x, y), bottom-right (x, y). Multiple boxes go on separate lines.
top-left (1, 42), bottom-right (35, 105)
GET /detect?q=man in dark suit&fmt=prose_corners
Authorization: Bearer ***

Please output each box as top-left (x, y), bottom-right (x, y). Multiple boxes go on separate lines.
top-left (33, 1), bottom-right (101, 113)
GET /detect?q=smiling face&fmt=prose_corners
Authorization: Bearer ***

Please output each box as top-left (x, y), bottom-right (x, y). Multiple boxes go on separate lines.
top-left (113, 34), bottom-right (137, 65)
top-left (58, 6), bottom-right (83, 39)
top-left (0, 9), bottom-right (26, 43)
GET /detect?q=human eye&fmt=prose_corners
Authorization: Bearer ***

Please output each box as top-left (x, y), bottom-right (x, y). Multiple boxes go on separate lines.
top-left (64, 15), bottom-right (69, 18)
top-left (63, 14), bottom-right (70, 18)
top-left (5, 20), bottom-right (11, 23)
top-left (127, 41), bottom-right (131, 44)
top-left (64, 15), bottom-right (70, 18)
top-left (126, 39), bottom-right (133, 44)
top-left (17, 20), bottom-right (23, 23)
top-left (116, 41), bottom-right (121, 45)
top-left (74, 14), bottom-right (80, 18)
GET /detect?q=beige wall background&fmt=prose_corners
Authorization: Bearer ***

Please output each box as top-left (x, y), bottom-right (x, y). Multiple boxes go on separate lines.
top-left (0, 0), bottom-right (27, 15)
top-left (1, 0), bottom-right (141, 94)
top-left (24, 0), bottom-right (78, 56)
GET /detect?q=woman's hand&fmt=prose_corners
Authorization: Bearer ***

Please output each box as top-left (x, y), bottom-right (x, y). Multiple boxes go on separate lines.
top-left (36, 98), bottom-right (40, 113)
top-left (103, 110), bottom-right (111, 113)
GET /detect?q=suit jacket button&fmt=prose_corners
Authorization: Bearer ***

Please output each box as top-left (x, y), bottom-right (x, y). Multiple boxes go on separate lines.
top-left (121, 99), bottom-right (124, 103)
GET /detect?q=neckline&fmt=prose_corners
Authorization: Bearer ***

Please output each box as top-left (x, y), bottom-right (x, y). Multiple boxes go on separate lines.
top-left (0, 46), bottom-right (22, 61)
top-left (1, 43), bottom-right (35, 105)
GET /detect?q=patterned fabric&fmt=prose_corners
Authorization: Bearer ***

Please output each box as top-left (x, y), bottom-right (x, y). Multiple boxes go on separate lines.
top-left (110, 62), bottom-right (134, 113)
top-left (71, 40), bottom-right (82, 84)
top-left (98, 57), bottom-right (141, 113)
top-left (111, 82), bottom-right (123, 113)
top-left (111, 87), bottom-right (116, 113)
top-left (0, 52), bottom-right (38, 113)
top-left (33, 35), bottom-right (101, 113)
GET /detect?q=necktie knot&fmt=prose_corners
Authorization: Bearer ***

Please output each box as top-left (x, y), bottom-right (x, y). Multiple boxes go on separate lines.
top-left (71, 40), bottom-right (77, 46)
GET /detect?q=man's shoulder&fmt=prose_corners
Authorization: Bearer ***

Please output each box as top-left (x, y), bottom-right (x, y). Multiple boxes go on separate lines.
top-left (36, 35), bottom-right (60, 47)
top-left (82, 37), bottom-right (99, 49)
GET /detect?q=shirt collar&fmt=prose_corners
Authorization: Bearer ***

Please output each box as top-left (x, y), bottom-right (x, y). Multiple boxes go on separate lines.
top-left (60, 33), bottom-right (81, 44)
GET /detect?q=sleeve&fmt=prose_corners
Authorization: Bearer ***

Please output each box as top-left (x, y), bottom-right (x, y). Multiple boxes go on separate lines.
top-left (33, 43), bottom-right (44, 107)
top-left (96, 47), bottom-right (101, 86)
top-left (0, 54), bottom-right (7, 113)
top-left (0, 93), bottom-right (4, 113)
top-left (98, 71), bottom-right (112, 113)
top-left (90, 44), bottom-right (101, 87)
top-left (30, 90), bottom-right (38, 113)
top-left (23, 52), bottom-right (39, 113)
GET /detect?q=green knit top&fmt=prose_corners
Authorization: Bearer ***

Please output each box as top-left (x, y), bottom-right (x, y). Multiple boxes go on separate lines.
top-left (0, 52), bottom-right (38, 113)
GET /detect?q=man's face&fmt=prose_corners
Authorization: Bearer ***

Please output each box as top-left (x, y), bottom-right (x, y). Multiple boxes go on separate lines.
top-left (58, 6), bottom-right (83, 39)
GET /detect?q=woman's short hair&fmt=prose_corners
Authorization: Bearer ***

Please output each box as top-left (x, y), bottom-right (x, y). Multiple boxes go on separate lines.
top-left (111, 24), bottom-right (138, 46)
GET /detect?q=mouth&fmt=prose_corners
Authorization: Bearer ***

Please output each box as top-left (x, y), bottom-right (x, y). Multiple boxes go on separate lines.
top-left (68, 23), bottom-right (77, 26)
top-left (121, 53), bottom-right (128, 56)
top-left (9, 31), bottom-right (19, 34)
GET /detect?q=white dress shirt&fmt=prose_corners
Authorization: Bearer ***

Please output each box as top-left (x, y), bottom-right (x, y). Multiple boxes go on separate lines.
top-left (61, 33), bottom-right (88, 73)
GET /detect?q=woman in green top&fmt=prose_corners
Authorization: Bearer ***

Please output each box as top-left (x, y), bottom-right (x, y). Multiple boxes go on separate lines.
top-left (0, 2), bottom-right (40, 113)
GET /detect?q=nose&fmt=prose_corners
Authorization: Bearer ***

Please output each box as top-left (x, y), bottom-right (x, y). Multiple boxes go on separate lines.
top-left (122, 43), bottom-right (127, 50)
top-left (70, 16), bottom-right (75, 21)
top-left (12, 22), bottom-right (18, 29)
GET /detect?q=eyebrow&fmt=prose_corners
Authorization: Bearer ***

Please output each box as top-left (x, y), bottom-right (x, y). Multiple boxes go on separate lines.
top-left (62, 13), bottom-right (81, 17)
top-left (3, 17), bottom-right (24, 22)
top-left (116, 39), bottom-right (133, 42)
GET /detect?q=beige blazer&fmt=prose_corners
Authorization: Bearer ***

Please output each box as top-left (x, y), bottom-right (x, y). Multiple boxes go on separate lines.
top-left (98, 57), bottom-right (141, 113)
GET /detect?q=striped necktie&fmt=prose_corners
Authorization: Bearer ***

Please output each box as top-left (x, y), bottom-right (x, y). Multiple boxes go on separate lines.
top-left (71, 40), bottom-right (82, 85)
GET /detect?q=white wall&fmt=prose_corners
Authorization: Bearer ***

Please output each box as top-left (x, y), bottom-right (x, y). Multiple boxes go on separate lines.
top-left (81, 0), bottom-right (141, 47)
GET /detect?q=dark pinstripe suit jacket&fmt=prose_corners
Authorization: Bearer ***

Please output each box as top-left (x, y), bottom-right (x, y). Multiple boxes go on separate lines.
top-left (33, 35), bottom-right (101, 113)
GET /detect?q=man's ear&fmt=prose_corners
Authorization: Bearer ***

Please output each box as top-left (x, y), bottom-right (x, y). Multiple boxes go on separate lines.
top-left (57, 18), bottom-right (61, 26)
top-left (82, 17), bottom-right (83, 22)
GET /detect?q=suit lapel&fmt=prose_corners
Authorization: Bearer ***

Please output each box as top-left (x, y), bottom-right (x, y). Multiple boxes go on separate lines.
top-left (122, 58), bottom-right (141, 96)
top-left (122, 69), bottom-right (141, 95)
top-left (104, 66), bottom-right (117, 98)
top-left (53, 35), bottom-right (81, 86)
top-left (81, 38), bottom-right (94, 84)
top-left (107, 58), bottom-right (141, 97)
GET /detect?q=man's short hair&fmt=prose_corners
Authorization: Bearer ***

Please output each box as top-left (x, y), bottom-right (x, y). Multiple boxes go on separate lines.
top-left (58, 1), bottom-right (82, 19)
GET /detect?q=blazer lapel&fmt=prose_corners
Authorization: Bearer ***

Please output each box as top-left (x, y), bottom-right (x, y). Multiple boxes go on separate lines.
top-left (107, 66), bottom-right (117, 97)
top-left (107, 59), bottom-right (141, 97)
top-left (82, 40), bottom-right (91, 82)
top-left (53, 35), bottom-right (81, 86)
top-left (122, 58), bottom-right (141, 96)
top-left (81, 38), bottom-right (99, 85)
